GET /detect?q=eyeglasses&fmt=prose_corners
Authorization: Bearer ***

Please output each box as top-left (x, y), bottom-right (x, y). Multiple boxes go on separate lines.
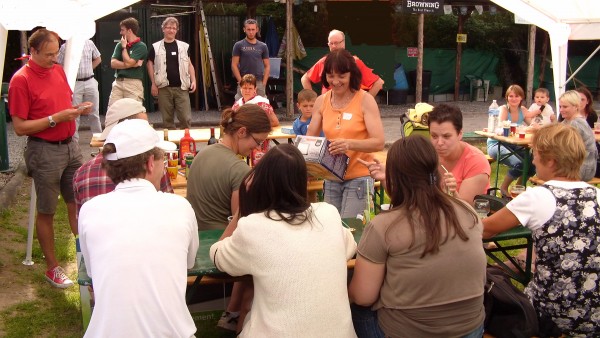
top-left (327, 39), bottom-right (344, 47)
top-left (250, 134), bottom-right (264, 147)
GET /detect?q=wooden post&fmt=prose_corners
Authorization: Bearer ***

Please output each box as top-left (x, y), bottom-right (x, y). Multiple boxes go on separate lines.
top-left (286, 0), bottom-right (294, 118)
top-left (454, 14), bottom-right (465, 101)
top-left (193, 11), bottom-right (200, 111)
top-left (416, 14), bottom-right (424, 103)
top-left (20, 31), bottom-right (28, 66)
top-left (526, 25), bottom-right (536, 107)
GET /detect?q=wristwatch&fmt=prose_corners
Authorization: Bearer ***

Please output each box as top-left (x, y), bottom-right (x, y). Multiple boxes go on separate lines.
top-left (48, 116), bottom-right (56, 128)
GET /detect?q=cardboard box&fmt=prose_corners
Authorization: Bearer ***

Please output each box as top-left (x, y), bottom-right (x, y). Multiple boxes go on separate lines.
top-left (294, 135), bottom-right (349, 182)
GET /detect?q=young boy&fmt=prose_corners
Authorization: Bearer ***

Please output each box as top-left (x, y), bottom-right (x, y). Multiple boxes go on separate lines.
top-left (528, 88), bottom-right (555, 125)
top-left (293, 89), bottom-right (319, 136)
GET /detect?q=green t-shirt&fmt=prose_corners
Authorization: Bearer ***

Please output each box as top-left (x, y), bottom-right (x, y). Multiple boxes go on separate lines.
top-left (112, 41), bottom-right (148, 80)
top-left (186, 144), bottom-right (250, 230)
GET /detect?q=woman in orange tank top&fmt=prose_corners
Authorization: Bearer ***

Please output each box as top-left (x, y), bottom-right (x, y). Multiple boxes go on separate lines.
top-left (307, 49), bottom-right (385, 218)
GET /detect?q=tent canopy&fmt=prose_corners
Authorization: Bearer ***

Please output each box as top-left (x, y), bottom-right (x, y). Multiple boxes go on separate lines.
top-left (491, 0), bottom-right (600, 107)
top-left (0, 0), bottom-right (140, 90)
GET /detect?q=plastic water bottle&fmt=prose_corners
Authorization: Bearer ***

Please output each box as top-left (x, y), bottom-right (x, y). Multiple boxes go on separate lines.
top-left (487, 100), bottom-right (500, 131)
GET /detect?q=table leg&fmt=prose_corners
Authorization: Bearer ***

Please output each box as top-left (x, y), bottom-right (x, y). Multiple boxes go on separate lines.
top-left (521, 148), bottom-right (532, 187)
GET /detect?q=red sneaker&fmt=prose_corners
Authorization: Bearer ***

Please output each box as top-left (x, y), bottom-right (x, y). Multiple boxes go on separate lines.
top-left (45, 266), bottom-right (74, 288)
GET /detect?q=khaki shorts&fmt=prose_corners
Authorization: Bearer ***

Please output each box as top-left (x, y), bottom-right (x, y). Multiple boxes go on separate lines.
top-left (24, 139), bottom-right (83, 214)
top-left (107, 78), bottom-right (144, 107)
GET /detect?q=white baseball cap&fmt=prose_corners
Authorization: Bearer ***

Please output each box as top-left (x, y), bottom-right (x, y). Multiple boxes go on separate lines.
top-left (104, 119), bottom-right (176, 161)
top-left (99, 98), bottom-right (147, 140)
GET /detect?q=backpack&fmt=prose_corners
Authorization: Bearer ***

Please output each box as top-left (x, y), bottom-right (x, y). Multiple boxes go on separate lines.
top-left (484, 265), bottom-right (539, 338)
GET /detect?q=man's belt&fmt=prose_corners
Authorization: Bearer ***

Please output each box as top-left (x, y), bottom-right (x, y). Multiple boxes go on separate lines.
top-left (29, 136), bottom-right (72, 145)
top-left (76, 75), bottom-right (94, 81)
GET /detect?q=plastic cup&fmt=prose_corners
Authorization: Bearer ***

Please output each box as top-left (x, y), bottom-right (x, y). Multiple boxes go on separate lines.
top-left (510, 123), bottom-right (517, 135)
top-left (168, 159), bottom-right (178, 167)
top-left (518, 131), bottom-right (526, 139)
top-left (167, 166), bottom-right (178, 180)
top-left (503, 127), bottom-right (510, 137)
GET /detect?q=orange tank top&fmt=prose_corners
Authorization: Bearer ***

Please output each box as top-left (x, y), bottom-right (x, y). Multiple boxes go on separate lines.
top-left (321, 90), bottom-right (373, 180)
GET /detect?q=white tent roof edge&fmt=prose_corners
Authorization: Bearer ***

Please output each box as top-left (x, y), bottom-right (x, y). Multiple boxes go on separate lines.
top-left (491, 0), bottom-right (600, 112)
top-left (0, 0), bottom-right (140, 92)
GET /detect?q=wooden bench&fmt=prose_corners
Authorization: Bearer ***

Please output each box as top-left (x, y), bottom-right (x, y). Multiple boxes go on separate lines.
top-left (529, 175), bottom-right (600, 186)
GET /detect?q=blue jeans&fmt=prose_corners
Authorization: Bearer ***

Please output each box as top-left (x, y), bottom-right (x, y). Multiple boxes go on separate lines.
top-left (351, 303), bottom-right (385, 338)
top-left (324, 176), bottom-right (374, 219)
top-left (462, 323), bottom-right (484, 338)
top-left (351, 303), bottom-right (484, 338)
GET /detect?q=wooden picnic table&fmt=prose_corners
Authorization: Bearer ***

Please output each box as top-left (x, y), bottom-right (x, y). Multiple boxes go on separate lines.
top-left (90, 125), bottom-right (296, 148)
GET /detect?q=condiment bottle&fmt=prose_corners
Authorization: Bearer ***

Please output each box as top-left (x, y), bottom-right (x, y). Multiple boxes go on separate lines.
top-left (179, 128), bottom-right (196, 167)
top-left (208, 127), bottom-right (217, 145)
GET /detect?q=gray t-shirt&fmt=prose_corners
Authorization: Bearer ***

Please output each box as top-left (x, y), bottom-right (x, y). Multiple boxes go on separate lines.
top-left (564, 117), bottom-right (598, 181)
top-left (232, 39), bottom-right (269, 78)
top-left (186, 144), bottom-right (250, 230)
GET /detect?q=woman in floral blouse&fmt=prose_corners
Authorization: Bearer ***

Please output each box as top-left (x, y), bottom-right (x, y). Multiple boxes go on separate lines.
top-left (483, 123), bottom-right (600, 337)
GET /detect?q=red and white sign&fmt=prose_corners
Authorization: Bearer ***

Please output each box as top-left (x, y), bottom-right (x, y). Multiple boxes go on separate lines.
top-left (407, 47), bottom-right (418, 57)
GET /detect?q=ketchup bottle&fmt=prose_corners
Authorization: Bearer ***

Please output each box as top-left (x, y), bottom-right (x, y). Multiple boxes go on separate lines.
top-left (179, 128), bottom-right (196, 166)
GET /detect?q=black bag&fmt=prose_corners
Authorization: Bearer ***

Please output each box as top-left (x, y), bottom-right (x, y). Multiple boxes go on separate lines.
top-left (483, 265), bottom-right (539, 338)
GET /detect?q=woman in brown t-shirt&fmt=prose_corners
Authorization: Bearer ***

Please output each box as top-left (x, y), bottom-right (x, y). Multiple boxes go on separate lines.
top-left (348, 135), bottom-right (487, 338)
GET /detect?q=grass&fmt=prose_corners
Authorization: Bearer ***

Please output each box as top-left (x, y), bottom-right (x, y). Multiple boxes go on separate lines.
top-left (0, 178), bottom-right (82, 338)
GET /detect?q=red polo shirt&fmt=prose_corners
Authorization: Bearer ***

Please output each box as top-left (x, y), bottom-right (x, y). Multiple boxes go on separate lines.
top-left (9, 60), bottom-right (74, 141)
top-left (305, 55), bottom-right (380, 94)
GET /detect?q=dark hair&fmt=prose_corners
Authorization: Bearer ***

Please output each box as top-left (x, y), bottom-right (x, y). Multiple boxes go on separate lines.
top-left (120, 17), bottom-right (140, 35)
top-left (221, 104), bottom-right (271, 135)
top-left (321, 49), bottom-right (362, 91)
top-left (239, 144), bottom-right (311, 224)
top-left (534, 87), bottom-right (550, 97)
top-left (428, 103), bottom-right (463, 133)
top-left (101, 146), bottom-right (163, 184)
top-left (28, 29), bottom-right (59, 51)
top-left (239, 74), bottom-right (257, 87)
top-left (385, 135), bottom-right (476, 257)
top-left (297, 89), bottom-right (318, 103)
top-left (576, 86), bottom-right (598, 126)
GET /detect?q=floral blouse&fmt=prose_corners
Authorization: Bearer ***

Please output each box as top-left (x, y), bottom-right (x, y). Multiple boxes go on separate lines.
top-left (525, 184), bottom-right (600, 336)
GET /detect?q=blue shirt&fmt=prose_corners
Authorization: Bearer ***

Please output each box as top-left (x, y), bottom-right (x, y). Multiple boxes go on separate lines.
top-left (293, 117), bottom-right (324, 137)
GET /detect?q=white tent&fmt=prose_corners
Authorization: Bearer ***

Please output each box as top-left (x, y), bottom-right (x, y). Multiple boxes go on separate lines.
top-left (491, 0), bottom-right (600, 107)
top-left (0, 0), bottom-right (140, 89)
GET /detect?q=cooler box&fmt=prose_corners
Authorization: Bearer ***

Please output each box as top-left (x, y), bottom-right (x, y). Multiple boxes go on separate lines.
top-left (294, 135), bottom-right (349, 182)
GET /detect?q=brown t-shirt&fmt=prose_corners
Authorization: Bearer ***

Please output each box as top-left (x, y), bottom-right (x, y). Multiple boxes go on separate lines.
top-left (357, 201), bottom-right (486, 337)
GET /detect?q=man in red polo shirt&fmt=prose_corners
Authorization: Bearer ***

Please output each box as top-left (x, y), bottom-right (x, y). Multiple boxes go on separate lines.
top-left (300, 29), bottom-right (384, 97)
top-left (9, 28), bottom-right (92, 288)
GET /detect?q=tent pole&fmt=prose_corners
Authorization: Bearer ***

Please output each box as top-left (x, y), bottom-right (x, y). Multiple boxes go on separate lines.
top-left (564, 44), bottom-right (600, 88)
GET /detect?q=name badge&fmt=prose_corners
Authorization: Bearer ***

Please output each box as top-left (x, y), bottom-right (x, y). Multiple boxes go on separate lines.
top-left (342, 112), bottom-right (353, 120)
top-left (171, 51), bottom-right (177, 56)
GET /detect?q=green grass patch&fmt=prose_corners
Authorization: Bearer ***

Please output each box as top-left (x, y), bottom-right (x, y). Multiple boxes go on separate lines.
top-left (0, 180), bottom-right (82, 337)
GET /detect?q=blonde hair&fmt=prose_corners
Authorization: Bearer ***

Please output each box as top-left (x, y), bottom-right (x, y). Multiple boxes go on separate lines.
top-left (532, 123), bottom-right (585, 180)
top-left (559, 90), bottom-right (581, 111)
